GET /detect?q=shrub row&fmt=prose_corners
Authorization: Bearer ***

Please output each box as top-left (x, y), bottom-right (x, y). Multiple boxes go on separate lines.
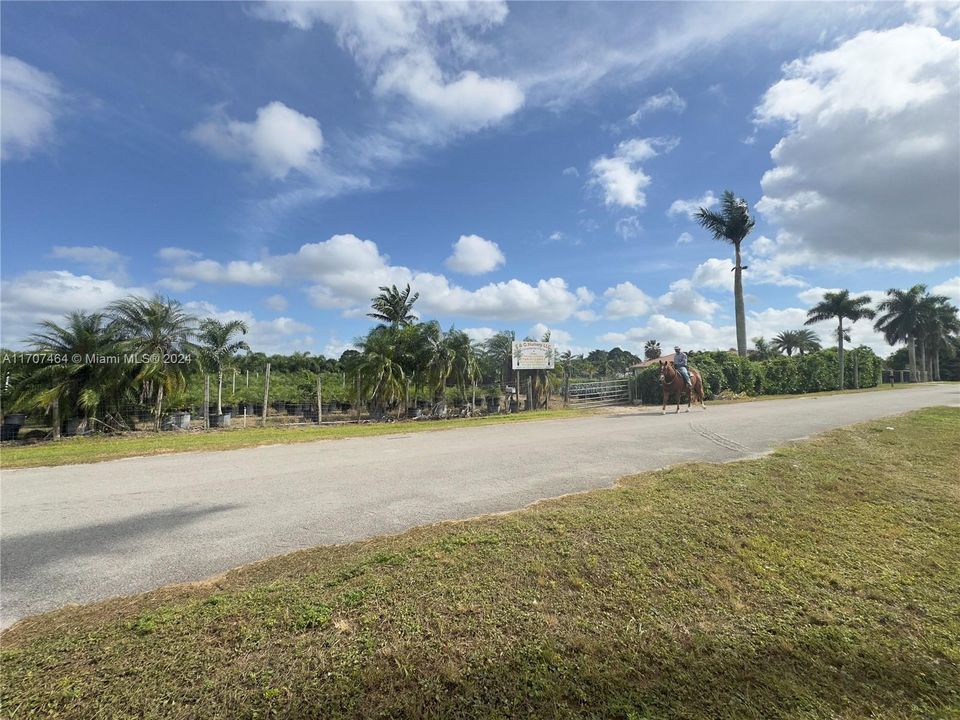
top-left (634, 347), bottom-right (882, 403)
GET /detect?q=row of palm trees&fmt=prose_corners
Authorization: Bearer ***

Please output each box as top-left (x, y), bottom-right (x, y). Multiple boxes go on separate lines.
top-left (803, 287), bottom-right (958, 387)
top-left (690, 188), bottom-right (958, 386)
top-left (355, 284), bottom-right (509, 415)
top-left (11, 296), bottom-right (249, 432)
top-left (873, 284), bottom-right (959, 382)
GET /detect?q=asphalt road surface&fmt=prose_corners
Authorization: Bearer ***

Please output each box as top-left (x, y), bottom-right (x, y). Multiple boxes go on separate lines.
top-left (2, 385), bottom-right (957, 628)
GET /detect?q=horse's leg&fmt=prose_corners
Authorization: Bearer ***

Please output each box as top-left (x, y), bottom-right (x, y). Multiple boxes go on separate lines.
top-left (662, 389), bottom-right (667, 415)
top-left (676, 385), bottom-right (681, 414)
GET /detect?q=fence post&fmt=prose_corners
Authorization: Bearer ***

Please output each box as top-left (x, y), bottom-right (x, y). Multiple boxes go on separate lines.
top-left (243, 405), bottom-right (247, 429)
top-left (316, 374), bottom-right (322, 425)
top-left (854, 353), bottom-right (860, 389)
top-left (203, 375), bottom-right (210, 429)
top-left (563, 367), bottom-right (569, 408)
top-left (262, 363), bottom-right (271, 427)
top-left (526, 374), bottom-right (533, 412)
top-left (355, 369), bottom-right (361, 423)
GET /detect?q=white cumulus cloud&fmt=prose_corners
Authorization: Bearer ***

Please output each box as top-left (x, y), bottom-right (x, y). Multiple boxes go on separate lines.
top-left (444, 234), bottom-right (506, 275)
top-left (589, 136), bottom-right (677, 209)
top-left (190, 101), bottom-right (324, 179)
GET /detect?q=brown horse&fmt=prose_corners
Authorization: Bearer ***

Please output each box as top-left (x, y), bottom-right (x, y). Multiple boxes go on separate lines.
top-left (659, 360), bottom-right (705, 414)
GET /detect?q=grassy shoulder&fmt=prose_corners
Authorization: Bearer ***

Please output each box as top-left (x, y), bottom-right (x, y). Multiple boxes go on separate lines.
top-left (0, 409), bottom-right (588, 470)
top-left (3, 407), bottom-right (958, 719)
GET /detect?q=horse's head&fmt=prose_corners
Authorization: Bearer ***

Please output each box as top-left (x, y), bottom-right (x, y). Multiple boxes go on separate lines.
top-left (659, 359), bottom-right (677, 385)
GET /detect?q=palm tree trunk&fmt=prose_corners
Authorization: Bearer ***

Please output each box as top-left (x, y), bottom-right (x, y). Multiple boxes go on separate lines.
top-left (919, 339), bottom-right (927, 383)
top-left (837, 318), bottom-right (845, 390)
top-left (217, 369), bottom-right (223, 415)
top-left (154, 384), bottom-right (164, 432)
top-left (734, 242), bottom-right (747, 357)
top-left (907, 336), bottom-right (917, 382)
top-left (934, 339), bottom-right (941, 381)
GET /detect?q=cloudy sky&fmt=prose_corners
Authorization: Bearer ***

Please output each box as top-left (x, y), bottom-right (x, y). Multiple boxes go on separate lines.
top-left (2, 1), bottom-right (958, 357)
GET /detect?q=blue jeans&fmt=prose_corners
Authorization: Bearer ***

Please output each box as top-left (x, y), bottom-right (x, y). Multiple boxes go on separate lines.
top-left (677, 367), bottom-right (691, 386)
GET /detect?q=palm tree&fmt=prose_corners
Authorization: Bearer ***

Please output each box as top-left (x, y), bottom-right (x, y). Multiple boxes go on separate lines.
top-left (805, 290), bottom-right (875, 389)
top-left (795, 329), bottom-right (822, 356)
top-left (359, 326), bottom-right (406, 417)
top-left (367, 284), bottom-right (419, 328)
top-left (833, 326), bottom-right (851, 345)
top-left (694, 190), bottom-right (756, 356)
top-left (750, 336), bottom-right (776, 360)
top-left (643, 339), bottom-right (661, 360)
top-left (874, 285), bottom-right (925, 382)
top-left (484, 330), bottom-right (515, 388)
top-left (772, 330), bottom-right (800, 356)
top-left (915, 292), bottom-right (952, 382)
top-left (928, 299), bottom-right (960, 381)
top-left (196, 318), bottom-right (250, 416)
top-left (19, 312), bottom-right (126, 436)
top-left (110, 295), bottom-right (197, 429)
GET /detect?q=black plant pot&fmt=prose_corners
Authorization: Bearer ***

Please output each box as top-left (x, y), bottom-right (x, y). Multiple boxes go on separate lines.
top-left (3, 413), bottom-right (26, 426)
top-left (1, 424), bottom-right (21, 441)
top-left (208, 413), bottom-right (231, 428)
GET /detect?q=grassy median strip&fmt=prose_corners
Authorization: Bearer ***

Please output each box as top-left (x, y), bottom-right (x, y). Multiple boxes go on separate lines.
top-left (0, 409), bottom-right (589, 469)
top-left (3, 407), bottom-right (958, 719)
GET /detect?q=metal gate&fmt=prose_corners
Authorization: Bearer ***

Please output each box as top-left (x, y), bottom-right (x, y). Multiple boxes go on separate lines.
top-left (566, 378), bottom-right (630, 407)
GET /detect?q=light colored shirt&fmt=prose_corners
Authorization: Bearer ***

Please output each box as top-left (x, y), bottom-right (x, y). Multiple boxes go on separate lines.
top-left (674, 352), bottom-right (688, 368)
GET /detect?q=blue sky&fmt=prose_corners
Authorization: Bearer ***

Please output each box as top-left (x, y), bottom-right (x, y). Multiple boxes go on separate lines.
top-left (2, 1), bottom-right (958, 357)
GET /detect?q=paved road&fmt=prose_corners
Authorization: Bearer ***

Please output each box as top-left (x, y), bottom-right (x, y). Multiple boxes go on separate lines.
top-left (2, 385), bottom-right (957, 628)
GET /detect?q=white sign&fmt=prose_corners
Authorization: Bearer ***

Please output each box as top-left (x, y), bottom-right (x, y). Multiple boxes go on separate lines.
top-left (512, 341), bottom-right (555, 370)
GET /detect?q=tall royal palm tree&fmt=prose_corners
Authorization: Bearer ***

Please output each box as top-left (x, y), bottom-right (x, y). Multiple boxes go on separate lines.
top-left (772, 330), bottom-right (800, 356)
top-left (694, 190), bottom-right (756, 356)
top-left (873, 285), bottom-right (925, 382)
top-left (197, 318), bottom-right (250, 416)
top-left (110, 295), bottom-right (197, 429)
top-left (367, 284), bottom-right (419, 328)
top-left (805, 290), bottom-right (875, 390)
top-left (795, 329), bottom-right (822, 356)
top-left (928, 298), bottom-right (960, 381)
top-left (643, 339), bottom-right (661, 360)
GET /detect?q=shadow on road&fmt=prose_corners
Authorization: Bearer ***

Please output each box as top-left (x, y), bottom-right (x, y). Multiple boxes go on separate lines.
top-left (1, 503), bottom-right (242, 583)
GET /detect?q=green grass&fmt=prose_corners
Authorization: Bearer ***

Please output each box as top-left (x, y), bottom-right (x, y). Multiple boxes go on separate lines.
top-left (0, 409), bottom-right (588, 469)
top-left (3, 407), bottom-right (958, 719)
top-left (704, 381), bottom-right (934, 405)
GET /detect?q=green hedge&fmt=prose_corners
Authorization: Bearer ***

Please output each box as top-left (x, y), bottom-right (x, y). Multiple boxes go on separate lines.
top-left (632, 347), bottom-right (882, 404)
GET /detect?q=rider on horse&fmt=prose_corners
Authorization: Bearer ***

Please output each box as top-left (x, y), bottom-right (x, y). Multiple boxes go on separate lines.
top-left (673, 345), bottom-right (692, 389)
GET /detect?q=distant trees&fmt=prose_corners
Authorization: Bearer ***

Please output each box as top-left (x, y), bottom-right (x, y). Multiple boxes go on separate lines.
top-left (772, 329), bottom-right (821, 357)
top-left (644, 339), bottom-right (661, 360)
top-left (749, 337), bottom-right (776, 361)
top-left (805, 290), bottom-right (875, 390)
top-left (694, 191), bottom-right (755, 357)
